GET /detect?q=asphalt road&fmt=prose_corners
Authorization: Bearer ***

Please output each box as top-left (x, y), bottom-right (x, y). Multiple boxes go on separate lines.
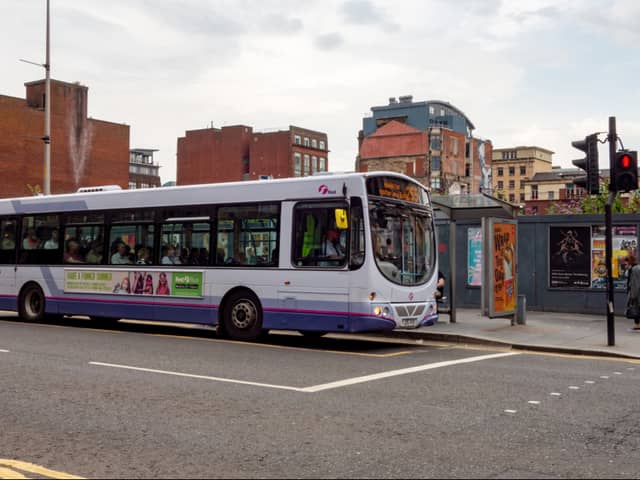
top-left (1, 314), bottom-right (639, 479)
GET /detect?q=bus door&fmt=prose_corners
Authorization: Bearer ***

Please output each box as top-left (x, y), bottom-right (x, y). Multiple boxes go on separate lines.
top-left (0, 218), bottom-right (17, 308)
top-left (277, 201), bottom-right (354, 332)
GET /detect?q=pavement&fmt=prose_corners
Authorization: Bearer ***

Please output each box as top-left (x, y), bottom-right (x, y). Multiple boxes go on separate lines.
top-left (383, 307), bottom-right (640, 360)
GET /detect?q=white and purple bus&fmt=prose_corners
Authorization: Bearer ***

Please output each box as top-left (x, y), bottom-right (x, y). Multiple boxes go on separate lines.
top-left (0, 171), bottom-right (438, 341)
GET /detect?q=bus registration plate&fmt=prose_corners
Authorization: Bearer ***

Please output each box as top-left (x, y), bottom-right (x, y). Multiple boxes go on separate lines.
top-left (401, 317), bottom-right (417, 328)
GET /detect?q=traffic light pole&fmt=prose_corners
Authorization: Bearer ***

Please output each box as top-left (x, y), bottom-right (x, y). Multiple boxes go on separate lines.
top-left (606, 116), bottom-right (616, 346)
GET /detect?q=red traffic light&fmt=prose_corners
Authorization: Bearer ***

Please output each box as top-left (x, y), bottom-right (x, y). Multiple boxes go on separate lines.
top-left (620, 154), bottom-right (632, 169)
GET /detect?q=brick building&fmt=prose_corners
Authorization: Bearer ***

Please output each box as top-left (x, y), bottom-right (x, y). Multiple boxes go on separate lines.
top-left (0, 79), bottom-right (129, 198)
top-left (356, 96), bottom-right (492, 194)
top-left (177, 125), bottom-right (328, 185)
top-left (129, 148), bottom-right (161, 189)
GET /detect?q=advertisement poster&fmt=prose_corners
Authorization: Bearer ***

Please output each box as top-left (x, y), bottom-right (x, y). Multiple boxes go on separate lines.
top-left (65, 270), bottom-right (203, 298)
top-left (549, 226), bottom-right (591, 288)
top-left (467, 227), bottom-right (482, 286)
top-left (492, 221), bottom-right (517, 314)
top-left (591, 225), bottom-right (638, 290)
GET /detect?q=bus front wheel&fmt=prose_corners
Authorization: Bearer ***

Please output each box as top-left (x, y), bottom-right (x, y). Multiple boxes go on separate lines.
top-left (222, 290), bottom-right (263, 341)
top-left (19, 283), bottom-right (46, 322)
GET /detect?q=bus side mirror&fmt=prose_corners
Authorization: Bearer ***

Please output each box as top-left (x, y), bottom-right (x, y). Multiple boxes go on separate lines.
top-left (335, 209), bottom-right (348, 230)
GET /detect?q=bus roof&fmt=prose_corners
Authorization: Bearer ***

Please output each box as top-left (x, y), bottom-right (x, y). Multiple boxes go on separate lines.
top-left (0, 171), bottom-right (426, 216)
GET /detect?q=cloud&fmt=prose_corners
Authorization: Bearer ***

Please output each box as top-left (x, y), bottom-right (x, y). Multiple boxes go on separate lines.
top-left (259, 14), bottom-right (304, 35)
top-left (314, 32), bottom-right (344, 50)
top-left (341, 0), bottom-right (399, 31)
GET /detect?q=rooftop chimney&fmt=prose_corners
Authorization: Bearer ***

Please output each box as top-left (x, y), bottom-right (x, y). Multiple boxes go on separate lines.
top-left (388, 97), bottom-right (397, 105)
top-left (398, 95), bottom-right (413, 104)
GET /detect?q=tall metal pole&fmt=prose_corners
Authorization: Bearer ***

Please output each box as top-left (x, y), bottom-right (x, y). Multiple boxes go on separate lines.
top-left (43, 0), bottom-right (51, 195)
top-left (605, 116), bottom-right (616, 346)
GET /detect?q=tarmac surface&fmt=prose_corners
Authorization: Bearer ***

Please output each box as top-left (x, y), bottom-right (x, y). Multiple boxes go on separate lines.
top-left (385, 307), bottom-right (640, 360)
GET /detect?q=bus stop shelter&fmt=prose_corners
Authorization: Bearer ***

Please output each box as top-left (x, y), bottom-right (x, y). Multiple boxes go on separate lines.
top-left (431, 193), bottom-right (520, 323)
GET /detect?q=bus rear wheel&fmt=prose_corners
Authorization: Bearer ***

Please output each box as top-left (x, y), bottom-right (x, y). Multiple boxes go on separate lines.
top-left (19, 283), bottom-right (46, 322)
top-left (222, 290), bottom-right (263, 341)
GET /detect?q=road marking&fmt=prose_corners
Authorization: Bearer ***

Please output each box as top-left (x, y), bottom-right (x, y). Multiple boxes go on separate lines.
top-left (0, 349), bottom-right (8, 353)
top-left (0, 459), bottom-right (83, 479)
top-left (150, 333), bottom-right (413, 358)
top-left (584, 380), bottom-right (595, 384)
top-left (300, 352), bottom-right (519, 393)
top-left (600, 375), bottom-right (609, 379)
top-left (550, 392), bottom-right (562, 396)
top-left (613, 371), bottom-right (622, 375)
top-left (91, 352), bottom-right (518, 394)
top-left (627, 367), bottom-right (635, 371)
top-left (569, 386), bottom-right (580, 390)
top-left (89, 361), bottom-right (305, 392)
top-left (504, 409), bottom-right (517, 414)
top-left (527, 400), bottom-right (540, 405)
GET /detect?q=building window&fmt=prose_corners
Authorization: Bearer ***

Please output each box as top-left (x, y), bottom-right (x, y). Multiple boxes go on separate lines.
top-left (303, 154), bottom-right (310, 176)
top-left (509, 166), bottom-right (515, 176)
top-left (497, 181), bottom-right (504, 190)
top-left (129, 182), bottom-right (137, 189)
top-left (303, 137), bottom-right (310, 147)
top-left (531, 185), bottom-right (538, 200)
top-left (465, 164), bottom-right (470, 177)
top-left (497, 167), bottom-right (503, 177)
top-left (520, 181), bottom-right (525, 189)
top-left (520, 166), bottom-right (526, 175)
top-left (440, 108), bottom-right (445, 116)
top-left (319, 140), bottom-right (325, 150)
top-left (451, 138), bottom-right (459, 156)
top-left (294, 135), bottom-right (301, 145)
top-left (311, 139), bottom-right (318, 149)
top-left (311, 156), bottom-right (317, 173)
top-left (294, 153), bottom-right (302, 176)
top-left (430, 135), bottom-right (441, 150)
top-left (431, 156), bottom-right (441, 171)
top-left (429, 106), bottom-right (435, 115)
top-left (520, 193), bottom-right (525, 202)
top-left (319, 157), bottom-right (326, 172)
top-left (548, 191), bottom-right (555, 200)
top-left (431, 177), bottom-right (440, 190)
top-left (509, 180), bottom-right (515, 189)
top-left (509, 194), bottom-right (515, 202)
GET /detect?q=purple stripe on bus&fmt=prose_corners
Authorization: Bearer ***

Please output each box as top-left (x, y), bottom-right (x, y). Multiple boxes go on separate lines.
top-left (47, 296), bottom-right (218, 309)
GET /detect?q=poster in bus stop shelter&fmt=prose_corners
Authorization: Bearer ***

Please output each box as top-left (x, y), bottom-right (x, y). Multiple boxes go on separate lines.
top-left (467, 227), bottom-right (482, 286)
top-left (549, 226), bottom-right (591, 288)
top-left (64, 270), bottom-right (203, 297)
top-left (491, 221), bottom-right (517, 314)
top-left (591, 225), bottom-right (637, 290)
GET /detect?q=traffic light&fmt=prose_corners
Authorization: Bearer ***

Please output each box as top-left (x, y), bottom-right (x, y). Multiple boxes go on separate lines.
top-left (612, 150), bottom-right (638, 193)
top-left (572, 133), bottom-right (599, 194)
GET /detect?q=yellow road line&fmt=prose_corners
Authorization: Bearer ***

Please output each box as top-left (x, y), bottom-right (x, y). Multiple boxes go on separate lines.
top-left (0, 460), bottom-right (84, 479)
top-left (0, 466), bottom-right (28, 480)
top-left (150, 333), bottom-right (412, 357)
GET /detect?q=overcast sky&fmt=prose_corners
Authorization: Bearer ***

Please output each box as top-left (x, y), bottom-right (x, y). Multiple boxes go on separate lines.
top-left (2, 0), bottom-right (639, 184)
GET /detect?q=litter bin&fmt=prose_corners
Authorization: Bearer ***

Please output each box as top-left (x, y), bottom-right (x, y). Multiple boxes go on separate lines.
top-left (516, 294), bottom-right (526, 325)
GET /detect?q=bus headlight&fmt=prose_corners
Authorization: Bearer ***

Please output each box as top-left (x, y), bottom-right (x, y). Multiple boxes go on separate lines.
top-left (374, 306), bottom-right (382, 316)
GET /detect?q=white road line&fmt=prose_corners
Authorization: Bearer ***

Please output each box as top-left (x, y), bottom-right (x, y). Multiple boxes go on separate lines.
top-left (600, 375), bottom-right (609, 379)
top-left (300, 352), bottom-right (519, 393)
top-left (613, 371), bottom-right (623, 375)
top-left (584, 380), bottom-right (595, 384)
top-left (504, 409), bottom-right (517, 414)
top-left (527, 400), bottom-right (540, 405)
top-left (0, 349), bottom-right (9, 353)
top-left (569, 386), bottom-right (580, 390)
top-left (550, 392), bottom-right (562, 396)
top-left (91, 352), bottom-right (519, 394)
top-left (89, 361), bottom-right (305, 392)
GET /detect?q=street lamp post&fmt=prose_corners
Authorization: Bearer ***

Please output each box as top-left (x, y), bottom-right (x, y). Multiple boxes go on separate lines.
top-left (20, 0), bottom-right (51, 195)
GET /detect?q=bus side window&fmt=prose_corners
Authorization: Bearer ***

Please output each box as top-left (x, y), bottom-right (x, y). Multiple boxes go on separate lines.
top-left (292, 202), bottom-right (347, 268)
top-left (0, 218), bottom-right (17, 264)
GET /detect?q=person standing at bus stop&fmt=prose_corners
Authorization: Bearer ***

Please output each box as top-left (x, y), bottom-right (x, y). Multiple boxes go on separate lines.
top-left (625, 254), bottom-right (640, 330)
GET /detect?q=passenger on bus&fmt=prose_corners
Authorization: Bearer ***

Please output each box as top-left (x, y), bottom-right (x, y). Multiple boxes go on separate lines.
top-left (86, 242), bottom-right (103, 264)
top-left (136, 246), bottom-right (152, 265)
top-left (63, 238), bottom-right (85, 264)
top-left (22, 228), bottom-right (40, 250)
top-left (43, 229), bottom-right (59, 249)
top-left (1, 228), bottom-right (15, 250)
top-left (111, 242), bottom-right (133, 264)
top-left (161, 245), bottom-right (181, 265)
